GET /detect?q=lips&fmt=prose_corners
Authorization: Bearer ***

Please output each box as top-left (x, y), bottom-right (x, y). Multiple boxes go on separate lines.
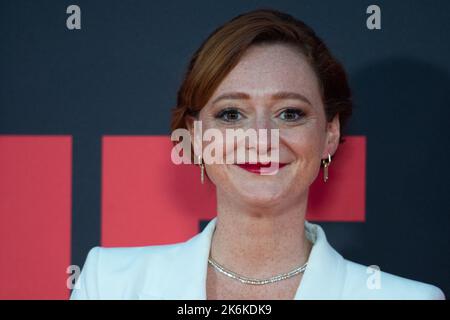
top-left (235, 162), bottom-right (287, 174)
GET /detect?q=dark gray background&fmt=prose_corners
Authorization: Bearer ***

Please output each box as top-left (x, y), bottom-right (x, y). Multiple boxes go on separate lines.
top-left (1, 0), bottom-right (449, 298)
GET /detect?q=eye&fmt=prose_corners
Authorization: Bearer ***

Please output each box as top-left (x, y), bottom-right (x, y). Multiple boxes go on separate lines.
top-left (215, 108), bottom-right (243, 122)
top-left (278, 108), bottom-right (305, 122)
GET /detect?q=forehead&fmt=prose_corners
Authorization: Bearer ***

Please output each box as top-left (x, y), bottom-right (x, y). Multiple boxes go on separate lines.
top-left (210, 44), bottom-right (321, 101)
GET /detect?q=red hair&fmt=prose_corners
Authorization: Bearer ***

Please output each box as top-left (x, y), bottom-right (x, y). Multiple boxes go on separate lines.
top-left (171, 8), bottom-right (352, 142)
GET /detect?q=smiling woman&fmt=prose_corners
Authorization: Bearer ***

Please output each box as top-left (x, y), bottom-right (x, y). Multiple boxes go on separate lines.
top-left (70, 8), bottom-right (445, 300)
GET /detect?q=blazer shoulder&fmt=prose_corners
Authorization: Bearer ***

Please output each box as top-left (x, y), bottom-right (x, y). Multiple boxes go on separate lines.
top-left (70, 241), bottom-right (186, 300)
top-left (94, 241), bottom-right (185, 265)
top-left (341, 259), bottom-right (445, 300)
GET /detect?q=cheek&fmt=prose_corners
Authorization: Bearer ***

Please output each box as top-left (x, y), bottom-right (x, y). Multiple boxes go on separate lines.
top-left (282, 125), bottom-right (326, 172)
top-left (199, 121), bottom-right (244, 163)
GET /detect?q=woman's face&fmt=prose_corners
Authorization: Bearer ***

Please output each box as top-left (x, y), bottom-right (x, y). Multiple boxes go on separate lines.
top-left (190, 43), bottom-right (340, 207)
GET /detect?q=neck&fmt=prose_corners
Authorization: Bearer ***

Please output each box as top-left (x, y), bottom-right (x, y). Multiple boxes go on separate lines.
top-left (210, 189), bottom-right (312, 278)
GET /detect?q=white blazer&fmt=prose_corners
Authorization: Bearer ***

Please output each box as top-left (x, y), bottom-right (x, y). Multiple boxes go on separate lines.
top-left (70, 217), bottom-right (445, 300)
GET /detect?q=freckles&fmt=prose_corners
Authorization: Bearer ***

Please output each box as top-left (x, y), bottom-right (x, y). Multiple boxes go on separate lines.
top-left (281, 128), bottom-right (323, 174)
top-left (283, 127), bottom-right (320, 151)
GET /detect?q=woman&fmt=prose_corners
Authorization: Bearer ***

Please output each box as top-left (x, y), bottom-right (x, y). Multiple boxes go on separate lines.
top-left (71, 9), bottom-right (445, 300)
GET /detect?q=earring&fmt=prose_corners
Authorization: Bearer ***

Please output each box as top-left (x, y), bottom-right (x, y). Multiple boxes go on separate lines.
top-left (198, 155), bottom-right (204, 184)
top-left (322, 153), bottom-right (332, 183)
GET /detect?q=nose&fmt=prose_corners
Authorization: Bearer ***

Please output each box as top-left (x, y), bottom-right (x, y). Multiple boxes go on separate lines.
top-left (248, 112), bottom-right (278, 157)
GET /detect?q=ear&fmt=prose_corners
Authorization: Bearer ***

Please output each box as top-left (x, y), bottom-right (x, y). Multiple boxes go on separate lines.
top-left (322, 113), bottom-right (340, 159)
top-left (185, 114), bottom-right (202, 161)
top-left (185, 114), bottom-right (196, 137)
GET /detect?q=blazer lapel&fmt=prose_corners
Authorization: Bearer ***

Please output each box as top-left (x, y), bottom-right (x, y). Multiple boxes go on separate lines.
top-left (138, 217), bottom-right (217, 300)
top-left (138, 218), bottom-right (346, 300)
top-left (294, 221), bottom-right (346, 299)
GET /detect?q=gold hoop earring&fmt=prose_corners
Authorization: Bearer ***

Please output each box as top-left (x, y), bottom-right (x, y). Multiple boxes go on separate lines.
top-left (198, 155), bottom-right (204, 184)
top-left (322, 153), bottom-right (332, 183)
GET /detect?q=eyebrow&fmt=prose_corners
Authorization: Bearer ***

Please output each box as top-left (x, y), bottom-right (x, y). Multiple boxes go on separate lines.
top-left (211, 91), bottom-right (312, 106)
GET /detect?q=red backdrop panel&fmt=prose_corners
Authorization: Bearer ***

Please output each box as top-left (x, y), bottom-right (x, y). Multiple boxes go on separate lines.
top-left (102, 135), bottom-right (366, 247)
top-left (102, 136), bottom-right (217, 247)
top-left (0, 135), bottom-right (72, 299)
top-left (308, 135), bottom-right (366, 221)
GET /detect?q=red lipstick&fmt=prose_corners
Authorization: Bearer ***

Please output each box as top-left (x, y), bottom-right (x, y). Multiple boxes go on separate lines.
top-left (235, 162), bottom-right (287, 174)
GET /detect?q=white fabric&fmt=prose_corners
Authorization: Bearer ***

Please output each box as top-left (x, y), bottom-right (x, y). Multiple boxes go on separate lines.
top-left (70, 217), bottom-right (445, 300)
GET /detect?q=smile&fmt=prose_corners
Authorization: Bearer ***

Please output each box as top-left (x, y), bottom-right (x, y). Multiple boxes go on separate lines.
top-left (235, 162), bottom-right (288, 175)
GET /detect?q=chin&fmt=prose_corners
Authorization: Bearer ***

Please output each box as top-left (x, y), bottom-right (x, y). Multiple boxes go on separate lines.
top-left (231, 182), bottom-right (289, 207)
top-left (209, 164), bottom-right (306, 207)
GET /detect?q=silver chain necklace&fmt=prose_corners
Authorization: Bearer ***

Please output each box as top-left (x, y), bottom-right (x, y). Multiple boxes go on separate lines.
top-left (208, 256), bottom-right (308, 285)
